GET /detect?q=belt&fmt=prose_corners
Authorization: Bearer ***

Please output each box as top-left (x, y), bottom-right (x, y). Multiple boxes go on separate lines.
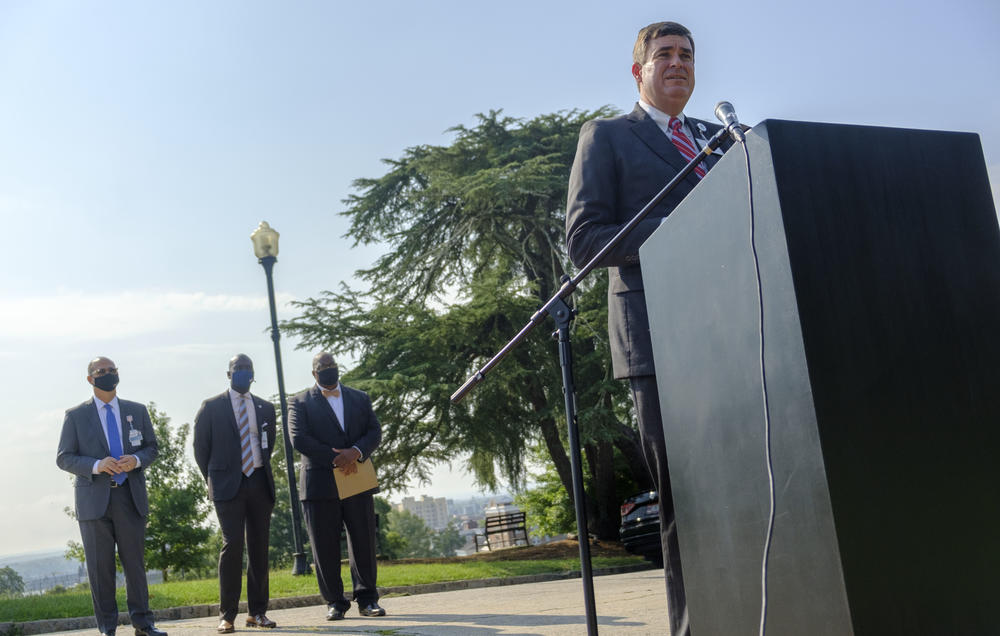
top-left (110, 479), bottom-right (127, 488)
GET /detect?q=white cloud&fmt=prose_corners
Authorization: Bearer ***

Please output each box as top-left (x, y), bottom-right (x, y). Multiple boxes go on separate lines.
top-left (0, 290), bottom-right (297, 341)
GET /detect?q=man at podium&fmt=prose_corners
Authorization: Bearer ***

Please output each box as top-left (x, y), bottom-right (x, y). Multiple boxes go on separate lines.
top-left (565, 21), bottom-right (725, 636)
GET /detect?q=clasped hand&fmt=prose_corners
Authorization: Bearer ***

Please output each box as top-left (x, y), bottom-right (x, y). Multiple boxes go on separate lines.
top-left (332, 447), bottom-right (361, 475)
top-left (98, 455), bottom-right (136, 475)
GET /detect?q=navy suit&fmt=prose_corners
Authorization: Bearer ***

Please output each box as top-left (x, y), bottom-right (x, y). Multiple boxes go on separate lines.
top-left (566, 104), bottom-right (728, 636)
top-left (193, 391), bottom-right (276, 622)
top-left (289, 383), bottom-right (382, 611)
top-left (56, 398), bottom-right (159, 634)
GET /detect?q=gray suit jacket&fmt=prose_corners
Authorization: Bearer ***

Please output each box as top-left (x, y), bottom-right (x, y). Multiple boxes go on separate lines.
top-left (193, 391), bottom-right (277, 502)
top-left (56, 397), bottom-right (158, 521)
top-left (566, 104), bottom-right (726, 378)
top-left (289, 383), bottom-right (382, 501)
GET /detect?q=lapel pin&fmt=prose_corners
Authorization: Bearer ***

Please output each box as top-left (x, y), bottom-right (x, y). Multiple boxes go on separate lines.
top-left (696, 122), bottom-right (707, 134)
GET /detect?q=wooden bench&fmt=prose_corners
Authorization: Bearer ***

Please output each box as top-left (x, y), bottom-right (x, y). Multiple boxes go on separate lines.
top-left (474, 511), bottom-right (529, 552)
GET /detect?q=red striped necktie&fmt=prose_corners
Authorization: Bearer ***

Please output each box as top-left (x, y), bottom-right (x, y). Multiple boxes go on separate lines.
top-left (669, 116), bottom-right (706, 179)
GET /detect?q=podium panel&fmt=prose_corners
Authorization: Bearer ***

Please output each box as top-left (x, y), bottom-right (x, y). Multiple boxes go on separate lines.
top-left (639, 119), bottom-right (1000, 635)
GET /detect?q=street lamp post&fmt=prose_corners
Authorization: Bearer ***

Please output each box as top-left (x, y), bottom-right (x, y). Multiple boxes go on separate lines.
top-left (250, 221), bottom-right (310, 576)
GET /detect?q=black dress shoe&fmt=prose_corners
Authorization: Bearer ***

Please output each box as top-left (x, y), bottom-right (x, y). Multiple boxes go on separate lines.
top-left (134, 625), bottom-right (167, 636)
top-left (326, 607), bottom-right (346, 621)
top-left (246, 614), bottom-right (276, 628)
top-left (359, 602), bottom-right (386, 617)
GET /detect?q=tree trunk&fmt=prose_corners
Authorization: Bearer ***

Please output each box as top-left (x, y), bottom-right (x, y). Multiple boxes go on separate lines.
top-left (610, 417), bottom-right (652, 490)
top-left (583, 440), bottom-right (620, 540)
top-left (591, 439), bottom-right (620, 540)
top-left (524, 378), bottom-right (575, 505)
top-left (537, 413), bottom-right (575, 504)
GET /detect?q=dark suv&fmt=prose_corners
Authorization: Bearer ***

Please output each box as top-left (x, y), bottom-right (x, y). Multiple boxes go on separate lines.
top-left (619, 490), bottom-right (663, 566)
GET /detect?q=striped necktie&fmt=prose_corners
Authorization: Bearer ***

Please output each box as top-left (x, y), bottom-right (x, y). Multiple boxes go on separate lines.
top-left (237, 396), bottom-right (254, 477)
top-left (669, 116), bottom-right (706, 179)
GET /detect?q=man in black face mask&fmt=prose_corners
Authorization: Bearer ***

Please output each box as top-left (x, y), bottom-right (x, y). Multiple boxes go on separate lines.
top-left (56, 357), bottom-right (166, 636)
top-left (289, 351), bottom-right (385, 621)
top-left (193, 354), bottom-right (278, 633)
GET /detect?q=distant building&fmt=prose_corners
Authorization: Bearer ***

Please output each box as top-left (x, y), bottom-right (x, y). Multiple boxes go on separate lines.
top-left (448, 495), bottom-right (496, 518)
top-left (397, 495), bottom-right (450, 530)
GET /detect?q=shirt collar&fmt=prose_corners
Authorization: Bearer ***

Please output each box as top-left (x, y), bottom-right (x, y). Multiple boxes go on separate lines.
top-left (228, 387), bottom-right (252, 401)
top-left (638, 99), bottom-right (685, 130)
top-left (93, 395), bottom-right (120, 411)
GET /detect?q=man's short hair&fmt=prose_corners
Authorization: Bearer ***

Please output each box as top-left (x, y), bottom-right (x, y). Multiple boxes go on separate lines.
top-left (633, 21), bottom-right (694, 65)
top-left (312, 351), bottom-right (337, 371)
top-left (87, 357), bottom-right (112, 375)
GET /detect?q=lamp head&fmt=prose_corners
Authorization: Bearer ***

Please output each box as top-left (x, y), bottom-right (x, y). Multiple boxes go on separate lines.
top-left (250, 221), bottom-right (280, 258)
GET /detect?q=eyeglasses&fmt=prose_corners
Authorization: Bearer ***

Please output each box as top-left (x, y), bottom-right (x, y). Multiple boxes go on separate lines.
top-left (91, 367), bottom-right (118, 377)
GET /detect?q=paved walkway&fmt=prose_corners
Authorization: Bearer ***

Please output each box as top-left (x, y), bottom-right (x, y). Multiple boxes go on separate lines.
top-left (42, 569), bottom-right (670, 636)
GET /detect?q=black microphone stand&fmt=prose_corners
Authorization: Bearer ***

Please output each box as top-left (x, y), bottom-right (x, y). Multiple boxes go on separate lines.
top-left (452, 126), bottom-right (733, 636)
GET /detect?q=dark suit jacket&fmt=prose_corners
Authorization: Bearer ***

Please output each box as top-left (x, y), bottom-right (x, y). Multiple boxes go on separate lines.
top-left (288, 384), bottom-right (382, 501)
top-left (193, 391), bottom-right (277, 502)
top-left (566, 104), bottom-right (727, 379)
top-left (56, 397), bottom-right (158, 521)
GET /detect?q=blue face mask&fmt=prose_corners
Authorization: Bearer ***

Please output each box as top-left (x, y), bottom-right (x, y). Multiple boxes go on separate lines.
top-left (230, 369), bottom-right (253, 394)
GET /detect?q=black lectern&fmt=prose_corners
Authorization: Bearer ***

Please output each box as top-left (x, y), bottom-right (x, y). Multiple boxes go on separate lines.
top-left (639, 119), bottom-right (1000, 635)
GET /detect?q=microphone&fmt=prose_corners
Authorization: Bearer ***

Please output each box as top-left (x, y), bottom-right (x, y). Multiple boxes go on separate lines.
top-left (714, 101), bottom-right (746, 143)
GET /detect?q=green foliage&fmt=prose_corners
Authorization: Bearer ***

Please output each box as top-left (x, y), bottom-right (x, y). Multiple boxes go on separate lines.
top-left (341, 109), bottom-right (617, 302)
top-left (515, 461), bottom-right (576, 539)
top-left (143, 404), bottom-right (214, 581)
top-left (64, 534), bottom-right (86, 566)
top-left (384, 508), bottom-right (434, 558)
top-left (515, 439), bottom-right (650, 540)
top-left (373, 497), bottom-right (396, 559)
top-left (381, 509), bottom-right (465, 559)
top-left (0, 567), bottom-right (24, 597)
top-left (286, 272), bottom-right (546, 492)
top-left (433, 522), bottom-right (465, 558)
top-left (282, 108), bottom-right (648, 539)
top-left (0, 555), bottom-right (642, 622)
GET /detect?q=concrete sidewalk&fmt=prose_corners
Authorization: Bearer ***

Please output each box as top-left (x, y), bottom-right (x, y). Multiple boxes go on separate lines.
top-left (39, 569), bottom-right (670, 636)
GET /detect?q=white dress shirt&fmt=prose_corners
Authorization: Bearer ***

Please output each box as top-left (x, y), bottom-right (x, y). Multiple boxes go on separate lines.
top-left (321, 383), bottom-right (346, 431)
top-left (639, 99), bottom-right (715, 229)
top-left (637, 99), bottom-right (709, 150)
top-left (229, 388), bottom-right (264, 469)
top-left (318, 383), bottom-right (363, 459)
top-left (91, 396), bottom-right (141, 474)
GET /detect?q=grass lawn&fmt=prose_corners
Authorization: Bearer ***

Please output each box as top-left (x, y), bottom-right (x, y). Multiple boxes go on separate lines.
top-left (1, 551), bottom-right (642, 623)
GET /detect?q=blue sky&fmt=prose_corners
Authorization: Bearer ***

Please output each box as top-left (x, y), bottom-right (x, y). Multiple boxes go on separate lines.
top-left (1, 0), bottom-right (997, 555)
